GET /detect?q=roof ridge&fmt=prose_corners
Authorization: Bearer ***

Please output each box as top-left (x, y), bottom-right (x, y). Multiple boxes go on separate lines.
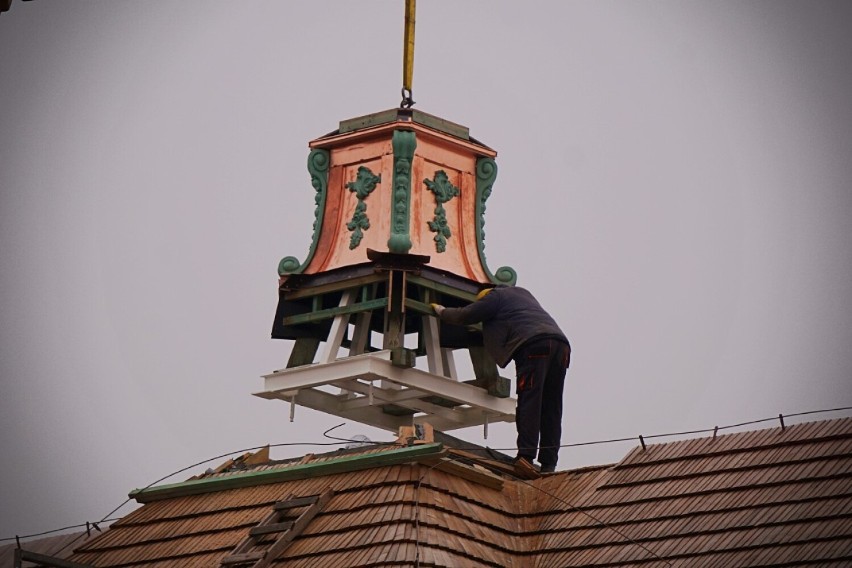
top-left (129, 443), bottom-right (443, 503)
top-left (614, 416), bottom-right (852, 469)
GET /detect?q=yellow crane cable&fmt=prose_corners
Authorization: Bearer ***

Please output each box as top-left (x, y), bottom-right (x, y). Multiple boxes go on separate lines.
top-left (402, 0), bottom-right (416, 107)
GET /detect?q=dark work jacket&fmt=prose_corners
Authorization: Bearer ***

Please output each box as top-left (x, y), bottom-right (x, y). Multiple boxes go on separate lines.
top-left (439, 286), bottom-right (569, 368)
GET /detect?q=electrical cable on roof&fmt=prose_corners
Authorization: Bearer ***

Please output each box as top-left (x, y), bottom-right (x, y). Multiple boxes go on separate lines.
top-left (323, 422), bottom-right (404, 447)
top-left (490, 458), bottom-right (675, 567)
top-left (318, 405), bottom-right (852, 456)
top-left (4, 519), bottom-right (122, 544)
top-left (6, 437), bottom-right (398, 558)
top-left (412, 458), bottom-right (446, 568)
top-left (4, 405), bottom-right (850, 549)
top-left (438, 405), bottom-right (852, 455)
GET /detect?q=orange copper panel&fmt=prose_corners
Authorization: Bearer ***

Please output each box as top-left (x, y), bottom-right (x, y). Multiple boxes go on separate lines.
top-left (317, 156), bottom-right (390, 273)
top-left (296, 119), bottom-right (499, 282)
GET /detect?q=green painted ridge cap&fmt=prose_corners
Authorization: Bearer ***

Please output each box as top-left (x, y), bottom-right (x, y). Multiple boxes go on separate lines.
top-left (339, 108), bottom-right (470, 140)
top-left (129, 443), bottom-right (444, 504)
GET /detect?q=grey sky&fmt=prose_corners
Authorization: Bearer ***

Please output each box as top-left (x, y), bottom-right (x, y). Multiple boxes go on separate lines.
top-left (2, 1), bottom-right (851, 540)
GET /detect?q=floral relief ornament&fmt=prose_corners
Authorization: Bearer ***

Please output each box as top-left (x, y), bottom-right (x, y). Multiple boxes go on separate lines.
top-left (345, 166), bottom-right (382, 249)
top-left (424, 170), bottom-right (460, 253)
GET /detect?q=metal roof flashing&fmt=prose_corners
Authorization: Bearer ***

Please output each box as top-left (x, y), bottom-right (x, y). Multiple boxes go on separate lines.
top-left (338, 108), bottom-right (470, 139)
top-left (129, 442), bottom-right (444, 504)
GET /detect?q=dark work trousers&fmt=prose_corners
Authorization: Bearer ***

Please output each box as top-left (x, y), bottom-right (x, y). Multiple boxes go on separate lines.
top-left (514, 337), bottom-right (571, 467)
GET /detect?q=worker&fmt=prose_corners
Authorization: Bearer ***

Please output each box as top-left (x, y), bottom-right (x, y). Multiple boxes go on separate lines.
top-left (431, 286), bottom-right (570, 474)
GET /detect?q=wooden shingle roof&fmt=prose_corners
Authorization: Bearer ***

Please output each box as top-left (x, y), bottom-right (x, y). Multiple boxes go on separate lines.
top-left (64, 417), bottom-right (852, 567)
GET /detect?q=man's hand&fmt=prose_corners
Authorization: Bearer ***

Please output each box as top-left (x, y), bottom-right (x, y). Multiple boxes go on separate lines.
top-left (430, 303), bottom-right (445, 316)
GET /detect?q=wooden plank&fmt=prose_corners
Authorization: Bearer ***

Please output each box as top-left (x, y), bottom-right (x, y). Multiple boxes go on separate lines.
top-left (286, 337), bottom-right (320, 368)
top-left (273, 495), bottom-right (319, 510)
top-left (403, 297), bottom-right (433, 314)
top-left (422, 312), bottom-right (445, 376)
top-left (228, 506), bottom-right (282, 556)
top-left (468, 346), bottom-right (509, 397)
top-left (283, 273), bottom-right (385, 300)
top-left (442, 349), bottom-right (458, 379)
top-left (468, 345), bottom-right (499, 385)
top-left (349, 309), bottom-right (373, 355)
top-left (320, 289), bottom-right (356, 363)
top-left (418, 457), bottom-right (504, 491)
top-left (383, 271), bottom-right (405, 350)
top-left (259, 352), bottom-right (516, 415)
top-left (249, 521), bottom-right (295, 537)
top-left (406, 274), bottom-right (478, 301)
top-left (282, 297), bottom-right (387, 326)
top-left (220, 552), bottom-right (264, 565)
top-left (254, 489), bottom-right (335, 568)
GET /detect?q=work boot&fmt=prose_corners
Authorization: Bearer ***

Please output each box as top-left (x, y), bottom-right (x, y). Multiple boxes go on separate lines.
top-left (513, 456), bottom-right (539, 479)
top-left (540, 463), bottom-right (556, 474)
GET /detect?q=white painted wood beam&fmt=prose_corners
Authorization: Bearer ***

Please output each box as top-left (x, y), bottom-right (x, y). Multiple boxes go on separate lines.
top-left (319, 289), bottom-right (356, 364)
top-left (254, 351), bottom-right (516, 432)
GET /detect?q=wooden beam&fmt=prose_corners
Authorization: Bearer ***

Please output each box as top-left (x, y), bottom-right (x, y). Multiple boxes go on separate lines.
top-left (468, 346), bottom-right (510, 397)
top-left (320, 289), bottom-right (356, 363)
top-left (282, 297), bottom-right (387, 326)
top-left (258, 352), bottom-right (516, 416)
top-left (220, 552), bottom-right (264, 565)
top-left (273, 495), bottom-right (318, 509)
top-left (406, 274), bottom-right (479, 301)
top-left (417, 457), bottom-right (504, 491)
top-left (286, 337), bottom-right (320, 368)
top-left (249, 521), bottom-right (295, 537)
top-left (283, 273), bottom-right (385, 300)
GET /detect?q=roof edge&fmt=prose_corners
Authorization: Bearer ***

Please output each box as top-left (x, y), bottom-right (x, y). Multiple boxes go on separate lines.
top-left (129, 443), bottom-right (444, 504)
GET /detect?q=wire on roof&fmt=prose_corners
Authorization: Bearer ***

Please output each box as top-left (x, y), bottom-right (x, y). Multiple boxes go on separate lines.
top-left (412, 458), bottom-right (446, 568)
top-left (444, 404), bottom-right (852, 455)
top-left (494, 459), bottom-right (675, 567)
top-left (3, 405), bottom-right (850, 549)
top-left (1, 437), bottom-right (395, 557)
top-left (4, 519), bottom-right (121, 545)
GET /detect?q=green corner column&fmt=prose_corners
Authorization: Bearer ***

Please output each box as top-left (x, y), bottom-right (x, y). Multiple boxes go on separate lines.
top-left (278, 148), bottom-right (330, 275)
top-left (387, 130), bottom-right (416, 254)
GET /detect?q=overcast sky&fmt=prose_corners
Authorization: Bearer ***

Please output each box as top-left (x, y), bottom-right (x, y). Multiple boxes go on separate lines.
top-left (2, 1), bottom-right (851, 541)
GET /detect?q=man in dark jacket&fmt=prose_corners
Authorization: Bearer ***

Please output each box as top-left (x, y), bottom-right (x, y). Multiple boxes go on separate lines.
top-left (432, 286), bottom-right (571, 473)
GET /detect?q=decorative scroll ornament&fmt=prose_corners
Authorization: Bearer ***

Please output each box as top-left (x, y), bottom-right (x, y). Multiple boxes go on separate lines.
top-left (424, 170), bottom-right (459, 253)
top-left (475, 157), bottom-right (517, 285)
top-left (388, 130), bottom-right (417, 253)
top-left (279, 149), bottom-right (330, 275)
top-left (345, 166), bottom-right (382, 249)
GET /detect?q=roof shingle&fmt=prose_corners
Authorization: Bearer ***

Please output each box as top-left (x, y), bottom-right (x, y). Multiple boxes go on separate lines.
top-left (64, 417), bottom-right (852, 567)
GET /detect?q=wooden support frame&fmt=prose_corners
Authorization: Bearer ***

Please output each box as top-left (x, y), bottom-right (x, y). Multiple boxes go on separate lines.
top-left (272, 260), bottom-right (514, 431)
top-left (255, 351), bottom-right (515, 433)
